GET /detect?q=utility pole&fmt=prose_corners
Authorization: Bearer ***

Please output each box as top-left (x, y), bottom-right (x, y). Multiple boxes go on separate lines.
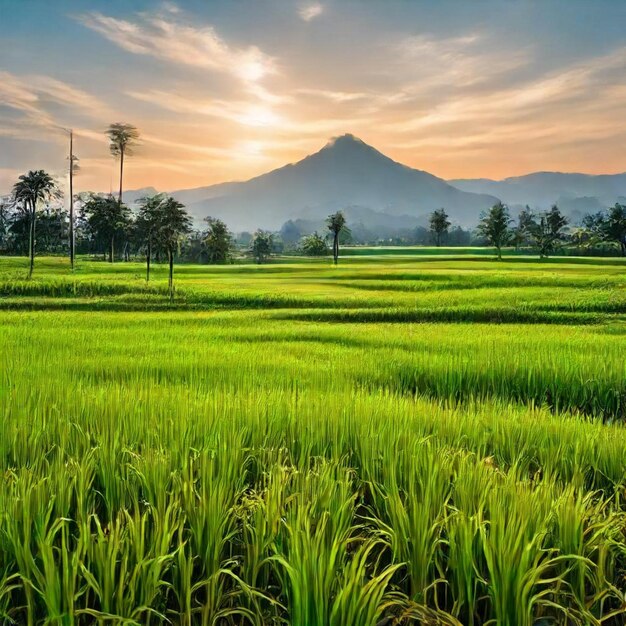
top-left (68, 129), bottom-right (75, 270)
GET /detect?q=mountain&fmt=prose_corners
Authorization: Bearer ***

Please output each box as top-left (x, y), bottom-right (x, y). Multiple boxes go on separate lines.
top-left (120, 187), bottom-right (158, 205)
top-left (164, 134), bottom-right (498, 231)
top-left (449, 172), bottom-right (626, 214)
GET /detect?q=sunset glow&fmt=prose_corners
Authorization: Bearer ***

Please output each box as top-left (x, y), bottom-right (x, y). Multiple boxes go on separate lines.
top-left (1, 0), bottom-right (625, 193)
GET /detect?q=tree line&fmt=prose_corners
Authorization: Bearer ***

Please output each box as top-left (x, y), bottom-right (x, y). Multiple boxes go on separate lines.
top-left (474, 201), bottom-right (626, 260)
top-left (2, 121), bottom-right (626, 286)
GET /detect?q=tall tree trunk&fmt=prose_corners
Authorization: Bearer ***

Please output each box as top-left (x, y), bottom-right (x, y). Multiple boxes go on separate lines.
top-left (116, 147), bottom-right (124, 265)
top-left (333, 233), bottom-right (338, 265)
top-left (69, 130), bottom-right (75, 271)
top-left (110, 236), bottom-right (114, 263)
top-left (28, 200), bottom-right (35, 278)
top-left (146, 241), bottom-right (151, 282)
top-left (168, 248), bottom-right (174, 301)
top-left (118, 148), bottom-right (124, 205)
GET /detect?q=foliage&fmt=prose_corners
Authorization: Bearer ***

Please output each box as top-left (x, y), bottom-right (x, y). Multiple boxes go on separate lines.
top-left (80, 194), bottom-right (131, 262)
top-left (0, 200), bottom-right (10, 249)
top-left (152, 195), bottom-right (192, 298)
top-left (512, 205), bottom-right (534, 249)
top-left (429, 208), bottom-right (451, 246)
top-left (12, 169), bottom-right (60, 277)
top-left (525, 204), bottom-right (568, 258)
top-left (105, 122), bottom-right (140, 159)
top-left (300, 231), bottom-right (329, 256)
top-left (106, 122), bottom-right (140, 204)
top-left (250, 230), bottom-right (274, 263)
top-left (602, 202), bottom-right (626, 255)
top-left (327, 210), bottom-right (348, 265)
top-left (280, 219), bottom-right (302, 245)
top-left (476, 202), bottom-right (512, 259)
top-left (203, 217), bottom-right (233, 264)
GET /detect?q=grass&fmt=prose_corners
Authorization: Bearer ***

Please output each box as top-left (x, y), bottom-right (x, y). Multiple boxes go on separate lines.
top-left (1, 253), bottom-right (626, 625)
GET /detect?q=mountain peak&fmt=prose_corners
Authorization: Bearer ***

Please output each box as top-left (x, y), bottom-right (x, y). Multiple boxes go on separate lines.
top-left (165, 134), bottom-right (500, 231)
top-left (323, 133), bottom-right (369, 150)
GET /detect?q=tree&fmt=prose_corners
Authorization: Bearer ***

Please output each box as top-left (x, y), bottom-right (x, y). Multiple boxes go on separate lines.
top-left (0, 199), bottom-right (10, 251)
top-left (12, 170), bottom-right (59, 277)
top-left (154, 196), bottom-right (192, 300)
top-left (105, 123), bottom-right (139, 205)
top-left (326, 211), bottom-right (347, 265)
top-left (580, 211), bottom-right (608, 252)
top-left (569, 226), bottom-right (594, 255)
top-left (280, 220), bottom-right (302, 246)
top-left (237, 231), bottom-right (253, 248)
top-left (250, 230), bottom-right (273, 264)
top-left (429, 208), bottom-right (451, 247)
top-left (512, 205), bottom-right (534, 249)
top-left (204, 217), bottom-right (233, 264)
top-left (526, 205), bottom-right (568, 258)
top-left (603, 203), bottom-right (626, 256)
top-left (301, 232), bottom-right (329, 256)
top-left (135, 194), bottom-right (164, 281)
top-left (476, 201), bottom-right (512, 260)
top-left (6, 203), bottom-right (31, 254)
top-left (81, 194), bottom-right (130, 262)
top-left (36, 207), bottom-right (68, 253)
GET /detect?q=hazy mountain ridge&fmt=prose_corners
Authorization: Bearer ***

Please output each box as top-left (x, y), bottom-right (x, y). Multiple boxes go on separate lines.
top-left (119, 137), bottom-right (626, 232)
top-left (449, 172), bottom-right (626, 213)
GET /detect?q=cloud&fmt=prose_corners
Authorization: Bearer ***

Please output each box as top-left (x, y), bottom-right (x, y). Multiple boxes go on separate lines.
top-left (297, 88), bottom-right (369, 102)
top-left (0, 71), bottom-right (109, 132)
top-left (378, 44), bottom-right (626, 176)
top-left (76, 9), bottom-right (277, 85)
top-left (128, 89), bottom-right (286, 128)
top-left (391, 31), bottom-right (530, 91)
top-left (299, 3), bottom-right (324, 21)
top-left (385, 45), bottom-right (626, 135)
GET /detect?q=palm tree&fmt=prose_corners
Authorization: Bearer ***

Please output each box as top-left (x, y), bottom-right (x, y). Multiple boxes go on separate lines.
top-left (12, 170), bottom-right (59, 277)
top-left (326, 210), bottom-right (347, 265)
top-left (105, 123), bottom-right (140, 205)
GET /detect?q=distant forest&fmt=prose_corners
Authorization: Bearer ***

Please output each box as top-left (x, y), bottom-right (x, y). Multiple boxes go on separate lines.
top-left (2, 193), bottom-right (626, 262)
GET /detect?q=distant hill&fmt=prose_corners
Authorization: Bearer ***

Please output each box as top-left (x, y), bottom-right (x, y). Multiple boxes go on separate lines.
top-left (449, 172), bottom-right (626, 215)
top-left (162, 134), bottom-right (498, 231)
top-left (120, 187), bottom-right (158, 205)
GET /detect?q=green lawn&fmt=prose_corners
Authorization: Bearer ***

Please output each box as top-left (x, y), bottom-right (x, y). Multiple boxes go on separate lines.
top-left (1, 254), bottom-right (625, 625)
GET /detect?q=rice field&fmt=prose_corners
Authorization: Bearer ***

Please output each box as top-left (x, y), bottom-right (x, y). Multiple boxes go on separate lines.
top-left (1, 254), bottom-right (626, 625)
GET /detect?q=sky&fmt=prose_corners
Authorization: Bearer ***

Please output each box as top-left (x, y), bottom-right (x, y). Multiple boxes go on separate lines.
top-left (1, 0), bottom-right (625, 194)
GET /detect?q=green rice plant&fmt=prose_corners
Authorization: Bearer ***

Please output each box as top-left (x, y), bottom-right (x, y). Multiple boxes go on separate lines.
top-left (177, 442), bottom-right (255, 625)
top-left (552, 487), bottom-right (626, 622)
top-left (480, 473), bottom-right (588, 626)
top-left (0, 255), bottom-right (625, 623)
top-left (365, 439), bottom-right (455, 604)
top-left (79, 498), bottom-right (180, 624)
top-left (268, 461), bottom-right (402, 626)
top-left (446, 455), bottom-right (497, 625)
top-left (238, 462), bottom-right (293, 622)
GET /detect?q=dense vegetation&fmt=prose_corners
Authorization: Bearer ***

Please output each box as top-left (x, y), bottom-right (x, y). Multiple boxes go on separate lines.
top-left (1, 254), bottom-right (625, 625)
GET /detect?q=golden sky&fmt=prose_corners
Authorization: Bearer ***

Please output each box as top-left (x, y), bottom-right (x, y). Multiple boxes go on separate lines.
top-left (1, 0), bottom-right (625, 193)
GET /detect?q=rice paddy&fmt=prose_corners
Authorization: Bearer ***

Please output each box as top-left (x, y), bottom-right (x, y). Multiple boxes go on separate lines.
top-left (1, 254), bottom-right (626, 625)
